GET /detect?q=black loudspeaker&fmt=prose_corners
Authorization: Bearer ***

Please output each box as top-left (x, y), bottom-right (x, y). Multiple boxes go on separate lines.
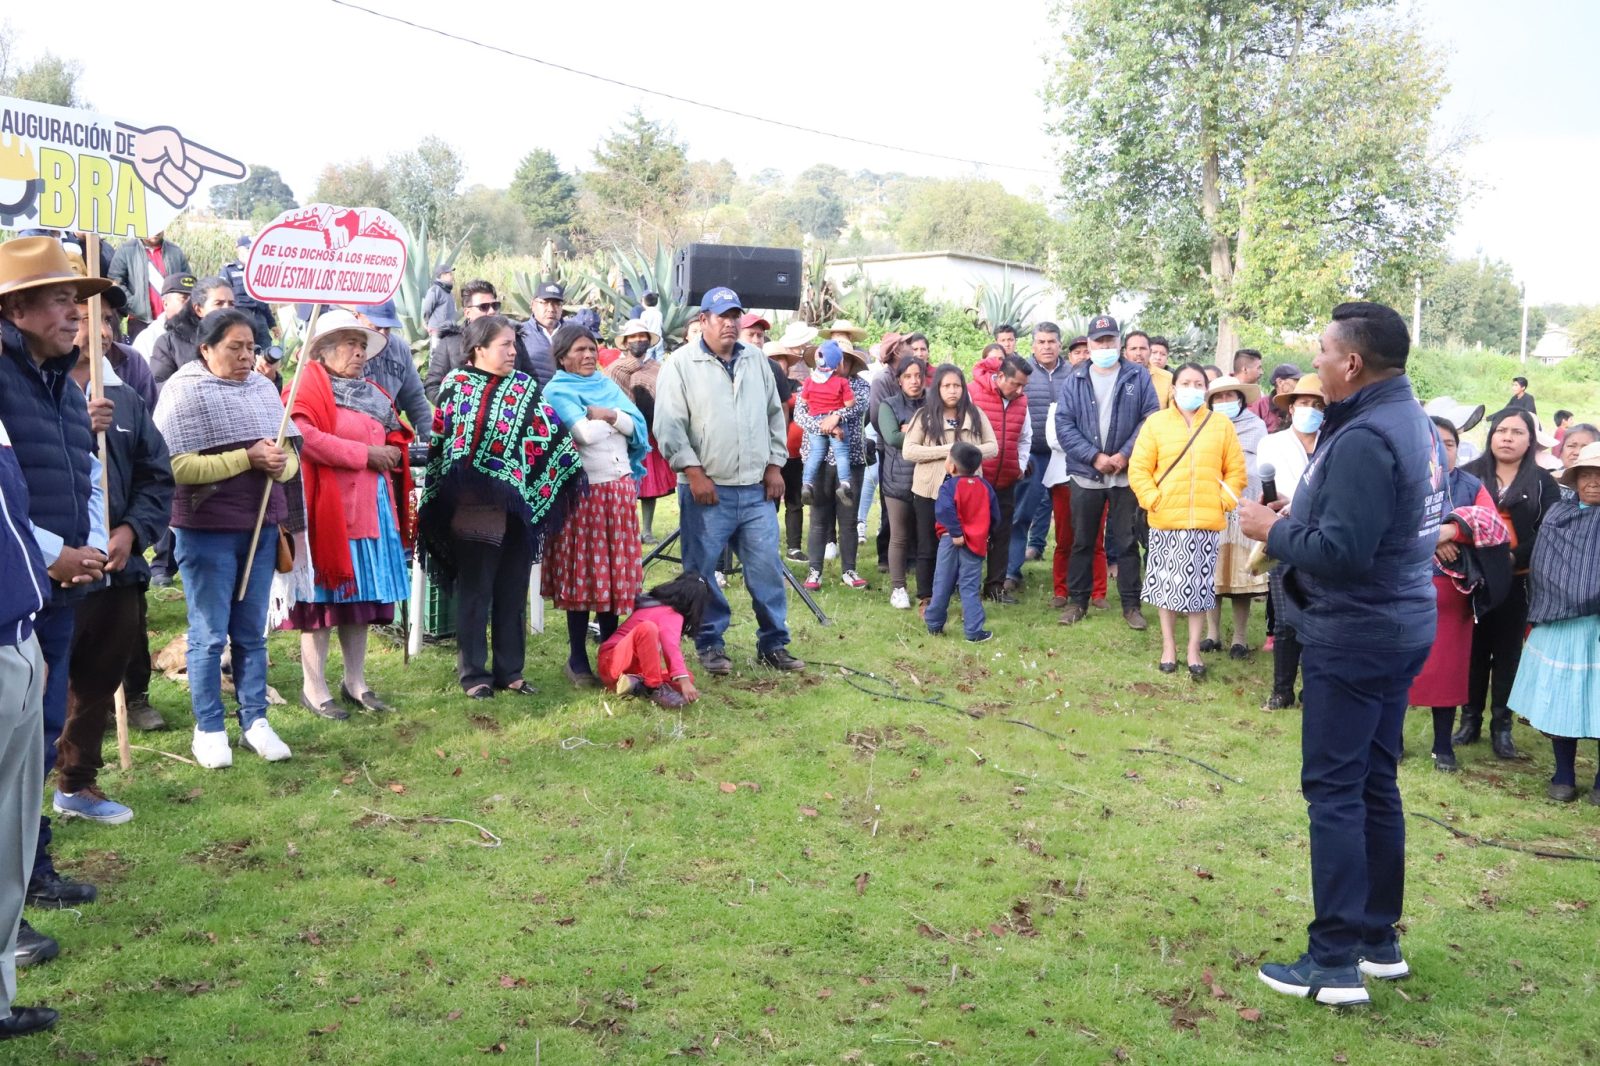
top-left (672, 243), bottom-right (803, 311)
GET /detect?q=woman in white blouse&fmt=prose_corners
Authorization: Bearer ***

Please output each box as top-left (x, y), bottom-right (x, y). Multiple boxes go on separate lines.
top-left (1255, 374), bottom-right (1325, 710)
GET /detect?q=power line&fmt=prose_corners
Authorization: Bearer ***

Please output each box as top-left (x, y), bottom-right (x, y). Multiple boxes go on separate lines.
top-left (327, 0), bottom-right (1054, 177)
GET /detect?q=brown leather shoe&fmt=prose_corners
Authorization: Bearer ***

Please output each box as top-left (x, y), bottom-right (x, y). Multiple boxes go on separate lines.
top-left (1049, 595), bottom-right (1067, 609)
top-left (1123, 609), bottom-right (1148, 631)
top-left (1058, 604), bottom-right (1087, 626)
top-left (1089, 596), bottom-right (1110, 610)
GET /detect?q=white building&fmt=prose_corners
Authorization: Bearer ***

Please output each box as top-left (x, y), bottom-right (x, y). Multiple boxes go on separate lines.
top-left (826, 251), bottom-right (1065, 323)
top-left (1532, 325), bottom-right (1572, 365)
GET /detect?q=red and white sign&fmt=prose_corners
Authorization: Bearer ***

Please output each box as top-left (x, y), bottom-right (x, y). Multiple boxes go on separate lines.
top-left (244, 203), bottom-right (407, 305)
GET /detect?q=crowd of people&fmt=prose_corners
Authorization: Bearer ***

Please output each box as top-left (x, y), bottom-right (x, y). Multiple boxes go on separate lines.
top-left (0, 227), bottom-right (1596, 1036)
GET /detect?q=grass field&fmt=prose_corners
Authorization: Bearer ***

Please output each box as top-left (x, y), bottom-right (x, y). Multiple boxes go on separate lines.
top-left (8, 496), bottom-right (1600, 1066)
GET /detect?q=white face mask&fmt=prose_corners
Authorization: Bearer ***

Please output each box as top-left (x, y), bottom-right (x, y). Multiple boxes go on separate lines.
top-left (1213, 400), bottom-right (1241, 420)
top-left (1291, 406), bottom-right (1325, 434)
top-left (1174, 386), bottom-right (1207, 412)
top-left (1088, 347), bottom-right (1119, 369)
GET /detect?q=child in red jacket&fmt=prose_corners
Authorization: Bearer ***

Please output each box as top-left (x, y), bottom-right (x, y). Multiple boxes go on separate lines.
top-left (800, 341), bottom-right (857, 505)
top-left (598, 573), bottom-right (712, 708)
top-left (926, 441), bottom-right (999, 642)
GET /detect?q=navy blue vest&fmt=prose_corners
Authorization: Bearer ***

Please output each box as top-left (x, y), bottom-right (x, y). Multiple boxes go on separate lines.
top-left (0, 319), bottom-right (94, 599)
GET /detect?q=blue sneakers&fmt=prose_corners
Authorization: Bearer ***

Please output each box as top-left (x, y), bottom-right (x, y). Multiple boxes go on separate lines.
top-left (1357, 939), bottom-right (1411, 980)
top-left (51, 787), bottom-right (133, 825)
top-left (1258, 954), bottom-right (1370, 1007)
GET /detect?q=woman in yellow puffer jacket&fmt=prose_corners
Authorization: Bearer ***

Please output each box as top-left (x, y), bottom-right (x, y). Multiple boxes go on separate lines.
top-left (1129, 361), bottom-right (1247, 679)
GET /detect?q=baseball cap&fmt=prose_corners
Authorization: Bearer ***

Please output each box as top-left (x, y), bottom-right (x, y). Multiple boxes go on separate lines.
top-left (236, 234), bottom-right (252, 249)
top-left (534, 280), bottom-right (564, 302)
top-left (162, 272), bottom-right (198, 296)
top-left (701, 287), bottom-right (743, 316)
top-left (1087, 315), bottom-right (1119, 340)
top-left (1270, 362), bottom-right (1303, 383)
top-left (817, 340), bottom-right (843, 371)
top-left (1068, 335), bottom-right (1089, 349)
top-left (362, 299), bottom-right (403, 329)
top-left (739, 312), bottom-right (771, 331)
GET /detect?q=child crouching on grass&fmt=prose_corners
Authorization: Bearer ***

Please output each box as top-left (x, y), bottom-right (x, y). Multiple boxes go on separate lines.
top-left (926, 441), bottom-right (998, 643)
top-left (598, 573), bottom-right (711, 708)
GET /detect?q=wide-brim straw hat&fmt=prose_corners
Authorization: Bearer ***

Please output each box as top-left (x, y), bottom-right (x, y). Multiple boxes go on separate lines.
top-left (0, 236), bottom-right (113, 302)
top-left (1560, 441), bottom-right (1600, 486)
top-left (818, 319), bottom-right (868, 342)
top-left (307, 309), bottom-right (386, 359)
top-left (618, 317), bottom-right (660, 347)
top-left (763, 340), bottom-right (807, 365)
top-left (1422, 396), bottom-right (1485, 434)
top-left (1273, 373), bottom-right (1325, 411)
top-left (1205, 374), bottom-right (1261, 406)
top-left (773, 322), bottom-right (819, 350)
top-left (804, 343), bottom-right (868, 377)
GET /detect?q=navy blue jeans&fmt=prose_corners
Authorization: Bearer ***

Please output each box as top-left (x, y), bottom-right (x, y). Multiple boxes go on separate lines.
top-left (677, 483), bottom-right (790, 656)
top-left (1007, 457), bottom-right (1050, 579)
top-left (1299, 643), bottom-right (1429, 967)
top-left (925, 534), bottom-right (986, 638)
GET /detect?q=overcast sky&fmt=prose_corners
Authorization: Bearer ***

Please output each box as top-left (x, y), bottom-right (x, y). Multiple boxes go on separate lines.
top-left (13, 0), bottom-right (1598, 302)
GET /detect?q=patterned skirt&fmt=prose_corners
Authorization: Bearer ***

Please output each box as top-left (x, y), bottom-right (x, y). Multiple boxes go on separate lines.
top-left (1214, 512), bottom-right (1269, 596)
top-left (1141, 527), bottom-right (1220, 613)
top-left (1508, 615), bottom-right (1600, 739)
top-left (286, 479), bottom-right (407, 630)
top-left (543, 477), bottom-right (643, 614)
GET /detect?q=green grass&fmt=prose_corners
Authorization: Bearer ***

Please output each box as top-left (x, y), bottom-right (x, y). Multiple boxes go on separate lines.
top-left (10, 498), bottom-right (1600, 1065)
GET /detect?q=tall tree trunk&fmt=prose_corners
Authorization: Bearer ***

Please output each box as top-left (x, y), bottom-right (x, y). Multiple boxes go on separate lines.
top-left (1199, 118), bottom-right (1236, 366)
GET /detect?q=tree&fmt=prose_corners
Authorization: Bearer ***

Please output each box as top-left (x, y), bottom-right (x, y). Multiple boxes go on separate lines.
top-left (1569, 307), bottom-right (1600, 362)
top-left (509, 149), bottom-right (577, 245)
top-left (458, 184), bottom-right (537, 258)
top-left (312, 159), bottom-right (393, 212)
top-left (210, 165), bottom-right (297, 223)
top-left (895, 179), bottom-right (1061, 263)
top-left (0, 25), bottom-right (84, 106)
top-left (386, 137), bottom-right (466, 242)
top-left (584, 109), bottom-right (690, 247)
top-left (1043, 0), bottom-right (1465, 361)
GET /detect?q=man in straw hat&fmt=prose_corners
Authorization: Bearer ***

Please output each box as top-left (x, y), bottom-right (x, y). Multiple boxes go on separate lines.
top-left (0, 236), bottom-right (114, 984)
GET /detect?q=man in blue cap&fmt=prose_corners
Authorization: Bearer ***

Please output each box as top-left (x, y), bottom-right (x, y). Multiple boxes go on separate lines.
top-left (516, 280), bottom-right (564, 388)
top-left (351, 300), bottom-right (431, 431)
top-left (654, 287), bottom-right (803, 675)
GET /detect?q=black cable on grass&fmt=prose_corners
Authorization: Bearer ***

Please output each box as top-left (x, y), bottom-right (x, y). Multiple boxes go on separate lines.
top-left (1125, 748), bottom-right (1245, 784)
top-left (1408, 812), bottom-right (1600, 863)
top-left (808, 660), bottom-right (1082, 743)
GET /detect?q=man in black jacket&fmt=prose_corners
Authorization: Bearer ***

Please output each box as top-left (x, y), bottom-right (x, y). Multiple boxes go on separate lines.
top-left (148, 276), bottom-right (236, 384)
top-left (56, 333), bottom-right (173, 824)
top-left (517, 279), bottom-right (564, 387)
top-left (424, 280), bottom-right (538, 403)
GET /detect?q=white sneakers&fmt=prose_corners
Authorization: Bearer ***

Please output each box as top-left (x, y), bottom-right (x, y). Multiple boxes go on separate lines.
top-left (889, 587), bottom-right (911, 610)
top-left (191, 729), bottom-right (233, 770)
top-left (242, 719), bottom-right (292, 762)
top-left (193, 720), bottom-right (292, 769)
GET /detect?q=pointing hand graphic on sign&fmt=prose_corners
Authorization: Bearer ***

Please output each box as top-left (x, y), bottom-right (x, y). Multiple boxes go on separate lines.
top-left (113, 121), bottom-right (247, 209)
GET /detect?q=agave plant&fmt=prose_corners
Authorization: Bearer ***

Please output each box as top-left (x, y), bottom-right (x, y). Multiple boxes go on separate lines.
top-left (973, 268), bottom-right (1044, 334)
top-left (509, 242), bottom-right (604, 317)
top-left (394, 216), bottom-right (475, 351)
top-left (586, 244), bottom-right (697, 346)
top-left (797, 246), bottom-right (844, 326)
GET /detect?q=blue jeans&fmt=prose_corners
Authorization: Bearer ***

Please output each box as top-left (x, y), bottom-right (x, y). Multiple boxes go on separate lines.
top-left (1298, 643), bottom-right (1429, 967)
top-left (925, 534), bottom-right (985, 638)
top-left (31, 600), bottom-right (75, 880)
top-left (856, 434), bottom-right (880, 526)
top-left (801, 432), bottom-right (851, 487)
top-left (677, 483), bottom-right (790, 656)
top-left (1006, 458), bottom-right (1050, 579)
top-left (174, 528), bottom-right (278, 734)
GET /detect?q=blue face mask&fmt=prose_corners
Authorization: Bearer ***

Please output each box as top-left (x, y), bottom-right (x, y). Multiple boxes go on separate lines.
top-left (1213, 400), bottom-right (1241, 420)
top-left (1174, 386), bottom-right (1206, 412)
top-left (1088, 348), bottom-right (1119, 369)
top-left (1291, 406), bottom-right (1325, 435)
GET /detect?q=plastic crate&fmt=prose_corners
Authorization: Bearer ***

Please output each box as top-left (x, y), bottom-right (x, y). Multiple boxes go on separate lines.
top-left (423, 566), bottom-right (456, 639)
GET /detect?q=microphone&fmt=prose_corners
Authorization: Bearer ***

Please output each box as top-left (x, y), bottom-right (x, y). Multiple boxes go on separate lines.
top-left (1259, 462), bottom-right (1278, 507)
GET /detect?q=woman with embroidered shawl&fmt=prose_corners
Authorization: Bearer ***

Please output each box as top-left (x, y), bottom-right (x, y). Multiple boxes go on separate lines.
top-left (420, 315), bottom-right (583, 699)
top-left (1410, 416), bottom-right (1510, 772)
top-left (282, 310), bottom-right (414, 719)
top-left (1509, 442), bottom-right (1600, 803)
top-left (543, 322), bottom-right (652, 687)
top-left (606, 317), bottom-right (675, 543)
top-left (152, 309), bottom-right (303, 770)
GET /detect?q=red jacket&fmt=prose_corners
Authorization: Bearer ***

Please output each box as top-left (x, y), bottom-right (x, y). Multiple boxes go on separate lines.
top-left (935, 475), bottom-right (1001, 558)
top-left (968, 356), bottom-right (1027, 489)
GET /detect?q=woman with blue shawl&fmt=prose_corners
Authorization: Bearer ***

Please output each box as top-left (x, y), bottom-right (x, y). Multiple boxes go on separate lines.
top-left (541, 321), bottom-right (652, 686)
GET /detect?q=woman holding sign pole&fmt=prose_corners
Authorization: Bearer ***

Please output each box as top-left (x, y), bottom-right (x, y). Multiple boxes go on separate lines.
top-left (152, 309), bottom-right (302, 769)
top-left (282, 311), bottom-right (413, 719)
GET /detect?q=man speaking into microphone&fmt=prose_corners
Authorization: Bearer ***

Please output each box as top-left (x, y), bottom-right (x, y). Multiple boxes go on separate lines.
top-left (1238, 302), bottom-right (1444, 1007)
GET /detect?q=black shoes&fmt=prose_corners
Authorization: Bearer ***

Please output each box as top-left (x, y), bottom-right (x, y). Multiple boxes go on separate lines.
top-left (1198, 638), bottom-right (1222, 653)
top-left (27, 868), bottom-right (97, 907)
top-left (125, 696), bottom-right (167, 731)
top-left (1229, 643), bottom-right (1250, 660)
top-left (1158, 661), bottom-right (1177, 674)
top-left (1489, 709), bottom-right (1518, 759)
top-left (300, 692), bottom-right (348, 721)
top-left (698, 648), bottom-right (733, 676)
top-left (1549, 782), bottom-right (1580, 803)
top-left (14, 921), bottom-right (58, 968)
top-left (757, 647), bottom-right (806, 672)
top-left (340, 684), bottom-right (394, 713)
top-left (1433, 751), bottom-right (1460, 773)
top-left (1451, 709), bottom-right (1482, 746)
top-left (0, 1006), bottom-right (58, 1039)
top-left (1264, 691), bottom-right (1295, 710)
top-left (1188, 663), bottom-right (1207, 681)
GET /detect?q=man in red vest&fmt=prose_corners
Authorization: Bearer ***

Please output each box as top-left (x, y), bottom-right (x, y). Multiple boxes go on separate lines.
top-left (968, 353), bottom-right (1032, 603)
